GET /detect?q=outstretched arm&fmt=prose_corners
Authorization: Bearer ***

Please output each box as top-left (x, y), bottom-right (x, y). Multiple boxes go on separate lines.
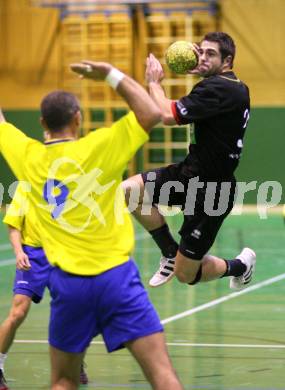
top-left (8, 226), bottom-right (31, 271)
top-left (0, 108), bottom-right (6, 123)
top-left (0, 107), bottom-right (30, 180)
top-left (70, 61), bottom-right (161, 132)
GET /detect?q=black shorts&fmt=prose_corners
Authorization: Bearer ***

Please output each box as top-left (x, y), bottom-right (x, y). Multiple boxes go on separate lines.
top-left (142, 162), bottom-right (236, 260)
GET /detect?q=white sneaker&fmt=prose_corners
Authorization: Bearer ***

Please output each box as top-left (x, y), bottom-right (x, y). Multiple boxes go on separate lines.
top-left (149, 256), bottom-right (175, 287)
top-left (230, 248), bottom-right (256, 290)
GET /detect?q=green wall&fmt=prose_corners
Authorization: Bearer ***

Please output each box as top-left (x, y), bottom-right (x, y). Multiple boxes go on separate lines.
top-left (0, 108), bottom-right (284, 204)
top-left (235, 107), bottom-right (285, 204)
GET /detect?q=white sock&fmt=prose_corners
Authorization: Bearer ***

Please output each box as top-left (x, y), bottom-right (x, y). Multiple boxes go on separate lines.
top-left (0, 353), bottom-right (7, 371)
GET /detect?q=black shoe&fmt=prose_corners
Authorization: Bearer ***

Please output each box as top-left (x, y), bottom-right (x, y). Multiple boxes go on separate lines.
top-left (0, 369), bottom-right (9, 390)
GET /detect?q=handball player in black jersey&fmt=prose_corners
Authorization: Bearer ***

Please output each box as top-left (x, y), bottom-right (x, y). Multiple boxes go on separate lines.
top-left (124, 32), bottom-right (256, 290)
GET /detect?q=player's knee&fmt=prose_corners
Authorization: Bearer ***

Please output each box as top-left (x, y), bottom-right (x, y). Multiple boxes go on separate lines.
top-left (188, 265), bottom-right (202, 285)
top-left (8, 307), bottom-right (28, 326)
top-left (175, 265), bottom-right (202, 285)
top-left (174, 269), bottom-right (192, 284)
top-left (122, 180), bottom-right (132, 203)
top-left (122, 176), bottom-right (144, 207)
top-left (9, 299), bottom-right (30, 325)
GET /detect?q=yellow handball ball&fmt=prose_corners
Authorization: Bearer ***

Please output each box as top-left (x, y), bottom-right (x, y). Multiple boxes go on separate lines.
top-left (165, 41), bottom-right (198, 74)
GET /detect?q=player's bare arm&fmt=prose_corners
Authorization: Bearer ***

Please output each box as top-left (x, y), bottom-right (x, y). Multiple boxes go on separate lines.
top-left (0, 108), bottom-right (6, 123)
top-left (70, 60), bottom-right (161, 132)
top-left (8, 226), bottom-right (31, 271)
top-left (146, 53), bottom-right (177, 126)
top-left (70, 60), bottom-right (112, 80)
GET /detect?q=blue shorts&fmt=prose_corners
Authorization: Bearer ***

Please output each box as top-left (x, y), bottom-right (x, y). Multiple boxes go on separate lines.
top-left (48, 259), bottom-right (163, 353)
top-left (13, 245), bottom-right (52, 303)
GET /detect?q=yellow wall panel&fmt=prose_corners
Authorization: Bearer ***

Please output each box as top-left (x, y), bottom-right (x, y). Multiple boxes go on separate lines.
top-left (221, 0), bottom-right (285, 105)
top-left (0, 0), bottom-right (285, 108)
top-left (0, 0), bottom-right (60, 108)
top-left (0, 0), bottom-right (8, 69)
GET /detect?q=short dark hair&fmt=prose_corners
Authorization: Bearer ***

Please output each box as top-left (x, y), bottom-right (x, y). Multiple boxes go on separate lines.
top-left (203, 32), bottom-right (236, 68)
top-left (40, 90), bottom-right (80, 132)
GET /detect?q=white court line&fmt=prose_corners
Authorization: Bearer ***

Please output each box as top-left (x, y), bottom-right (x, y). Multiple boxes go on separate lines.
top-left (167, 342), bottom-right (285, 349)
top-left (13, 340), bottom-right (285, 349)
top-left (161, 273), bottom-right (285, 325)
top-left (0, 243), bottom-right (12, 252)
top-left (0, 258), bottom-right (15, 266)
top-left (11, 273), bottom-right (285, 350)
top-left (4, 264), bottom-right (285, 346)
top-left (0, 232), bottom-right (150, 248)
top-left (14, 340), bottom-right (105, 345)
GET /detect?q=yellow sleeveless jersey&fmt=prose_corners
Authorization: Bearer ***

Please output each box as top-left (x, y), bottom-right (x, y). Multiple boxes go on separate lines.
top-left (0, 112), bottom-right (148, 275)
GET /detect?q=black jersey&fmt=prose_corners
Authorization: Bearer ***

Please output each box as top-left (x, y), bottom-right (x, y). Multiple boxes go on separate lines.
top-left (172, 71), bottom-right (250, 180)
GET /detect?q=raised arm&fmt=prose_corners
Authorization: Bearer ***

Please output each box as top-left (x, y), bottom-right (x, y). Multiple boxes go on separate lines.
top-left (0, 108), bottom-right (6, 123)
top-left (8, 226), bottom-right (31, 270)
top-left (70, 61), bottom-right (161, 132)
top-left (145, 54), bottom-right (177, 126)
top-left (0, 106), bottom-right (31, 180)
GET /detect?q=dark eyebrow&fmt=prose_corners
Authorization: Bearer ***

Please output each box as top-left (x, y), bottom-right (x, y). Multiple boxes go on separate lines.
top-left (204, 48), bottom-right (219, 54)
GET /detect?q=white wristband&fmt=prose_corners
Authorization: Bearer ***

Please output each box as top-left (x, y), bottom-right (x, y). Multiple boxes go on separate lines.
top-left (105, 68), bottom-right (125, 89)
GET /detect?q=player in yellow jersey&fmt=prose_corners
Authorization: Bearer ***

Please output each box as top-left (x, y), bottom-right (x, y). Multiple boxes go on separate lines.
top-left (0, 61), bottom-right (183, 390)
top-left (0, 183), bottom-right (88, 390)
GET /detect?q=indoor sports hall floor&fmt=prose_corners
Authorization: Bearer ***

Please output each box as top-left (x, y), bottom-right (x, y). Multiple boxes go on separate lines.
top-left (0, 211), bottom-right (284, 389)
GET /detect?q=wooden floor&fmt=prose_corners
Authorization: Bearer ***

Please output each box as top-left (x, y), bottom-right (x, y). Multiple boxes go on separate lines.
top-left (0, 212), bottom-right (285, 389)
